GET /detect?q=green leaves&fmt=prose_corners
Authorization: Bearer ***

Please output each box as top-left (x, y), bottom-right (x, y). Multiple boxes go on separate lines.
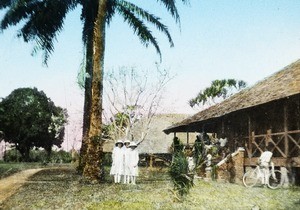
top-left (0, 87), bottom-right (68, 161)
top-left (1, 0), bottom-right (187, 64)
top-left (169, 137), bottom-right (194, 198)
top-left (169, 151), bottom-right (194, 197)
top-left (0, 0), bottom-right (78, 64)
top-left (189, 79), bottom-right (247, 108)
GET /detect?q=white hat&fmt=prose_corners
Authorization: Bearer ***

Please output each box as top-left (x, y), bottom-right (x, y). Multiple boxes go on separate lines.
top-left (129, 141), bottom-right (137, 147)
top-left (115, 139), bottom-right (124, 146)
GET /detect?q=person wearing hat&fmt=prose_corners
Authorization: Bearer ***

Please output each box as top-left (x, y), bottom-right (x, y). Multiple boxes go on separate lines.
top-left (128, 141), bottom-right (139, 185)
top-left (110, 139), bottom-right (124, 183)
top-left (123, 139), bottom-right (131, 184)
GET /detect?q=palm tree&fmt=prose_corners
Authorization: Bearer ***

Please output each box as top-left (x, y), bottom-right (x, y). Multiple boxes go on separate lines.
top-left (0, 0), bottom-right (188, 181)
top-left (189, 79), bottom-right (247, 108)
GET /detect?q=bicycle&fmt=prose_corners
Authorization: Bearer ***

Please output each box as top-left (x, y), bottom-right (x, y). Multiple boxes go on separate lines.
top-left (243, 165), bottom-right (282, 189)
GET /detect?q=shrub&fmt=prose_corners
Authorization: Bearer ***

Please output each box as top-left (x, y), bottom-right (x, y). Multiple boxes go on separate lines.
top-left (3, 148), bottom-right (72, 163)
top-left (51, 150), bottom-right (72, 163)
top-left (169, 151), bottom-right (194, 198)
top-left (29, 149), bottom-right (48, 162)
top-left (103, 152), bottom-right (112, 166)
top-left (3, 149), bottom-right (22, 162)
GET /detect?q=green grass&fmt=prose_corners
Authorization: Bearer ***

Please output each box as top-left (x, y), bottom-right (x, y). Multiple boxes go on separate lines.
top-left (0, 162), bottom-right (43, 179)
top-left (1, 165), bottom-right (300, 210)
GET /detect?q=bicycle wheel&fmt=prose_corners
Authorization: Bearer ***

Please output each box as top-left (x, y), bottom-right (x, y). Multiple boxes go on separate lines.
top-left (268, 170), bottom-right (282, 189)
top-left (243, 168), bottom-right (259, 188)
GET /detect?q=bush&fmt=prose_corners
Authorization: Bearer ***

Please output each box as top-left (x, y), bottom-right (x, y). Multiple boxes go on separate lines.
top-left (3, 148), bottom-right (72, 163)
top-left (51, 150), bottom-right (72, 163)
top-left (3, 149), bottom-right (22, 162)
top-left (169, 151), bottom-right (194, 198)
top-left (29, 149), bottom-right (48, 162)
top-left (103, 152), bottom-right (112, 166)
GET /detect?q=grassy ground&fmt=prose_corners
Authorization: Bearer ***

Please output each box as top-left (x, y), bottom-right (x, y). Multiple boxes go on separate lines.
top-left (0, 162), bottom-right (44, 179)
top-left (1, 165), bottom-right (300, 210)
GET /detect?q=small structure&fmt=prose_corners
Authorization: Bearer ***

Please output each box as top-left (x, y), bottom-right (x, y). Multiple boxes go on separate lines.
top-left (164, 60), bottom-right (300, 183)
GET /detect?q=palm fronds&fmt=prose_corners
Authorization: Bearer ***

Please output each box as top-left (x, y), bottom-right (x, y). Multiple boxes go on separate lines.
top-left (169, 151), bottom-right (194, 198)
top-left (169, 137), bottom-right (194, 198)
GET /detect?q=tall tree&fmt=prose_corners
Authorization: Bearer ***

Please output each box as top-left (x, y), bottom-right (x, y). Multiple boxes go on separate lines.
top-left (0, 88), bottom-right (67, 161)
top-left (0, 0), bottom-right (188, 181)
top-left (189, 79), bottom-right (247, 108)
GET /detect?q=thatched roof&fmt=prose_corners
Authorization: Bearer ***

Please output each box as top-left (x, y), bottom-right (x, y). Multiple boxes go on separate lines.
top-left (164, 59), bottom-right (300, 134)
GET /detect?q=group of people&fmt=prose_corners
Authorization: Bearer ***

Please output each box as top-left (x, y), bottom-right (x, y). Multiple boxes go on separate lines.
top-left (110, 139), bottom-right (139, 184)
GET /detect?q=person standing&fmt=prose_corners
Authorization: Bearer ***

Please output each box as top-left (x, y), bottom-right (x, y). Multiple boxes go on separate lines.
top-left (123, 139), bottom-right (131, 184)
top-left (110, 139), bottom-right (124, 183)
top-left (259, 145), bottom-right (274, 185)
top-left (128, 141), bottom-right (139, 185)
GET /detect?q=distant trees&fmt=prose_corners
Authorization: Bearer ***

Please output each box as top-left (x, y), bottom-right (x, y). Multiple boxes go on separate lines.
top-left (189, 79), bottom-right (247, 108)
top-left (0, 88), bottom-right (68, 161)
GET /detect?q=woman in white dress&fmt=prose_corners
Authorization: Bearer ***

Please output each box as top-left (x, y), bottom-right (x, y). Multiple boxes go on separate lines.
top-left (128, 141), bottom-right (139, 185)
top-left (123, 139), bottom-right (131, 184)
top-left (110, 139), bottom-right (124, 183)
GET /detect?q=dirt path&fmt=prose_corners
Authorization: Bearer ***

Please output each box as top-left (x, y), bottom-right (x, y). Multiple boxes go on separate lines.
top-left (0, 168), bottom-right (43, 204)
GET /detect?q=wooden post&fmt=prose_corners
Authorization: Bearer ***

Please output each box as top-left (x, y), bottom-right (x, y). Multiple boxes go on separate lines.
top-left (149, 154), bottom-right (153, 169)
top-left (186, 132), bottom-right (189, 145)
top-left (222, 119), bottom-right (225, 134)
top-left (248, 115), bottom-right (252, 156)
top-left (249, 131), bottom-right (254, 158)
top-left (266, 129), bottom-right (272, 147)
top-left (284, 102), bottom-right (289, 158)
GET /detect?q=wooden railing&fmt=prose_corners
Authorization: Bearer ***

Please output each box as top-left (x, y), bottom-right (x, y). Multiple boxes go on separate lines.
top-left (244, 129), bottom-right (300, 167)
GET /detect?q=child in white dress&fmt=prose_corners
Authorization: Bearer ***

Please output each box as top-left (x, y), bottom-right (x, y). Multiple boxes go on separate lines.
top-left (110, 140), bottom-right (124, 183)
top-left (123, 139), bottom-right (131, 184)
top-left (128, 141), bottom-right (139, 185)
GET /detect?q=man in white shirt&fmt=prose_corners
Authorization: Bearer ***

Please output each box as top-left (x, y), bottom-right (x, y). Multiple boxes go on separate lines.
top-left (259, 146), bottom-right (274, 185)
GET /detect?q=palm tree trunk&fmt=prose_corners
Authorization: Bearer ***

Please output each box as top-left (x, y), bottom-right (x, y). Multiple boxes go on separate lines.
top-left (82, 0), bottom-right (107, 181)
top-left (78, 31), bottom-right (93, 174)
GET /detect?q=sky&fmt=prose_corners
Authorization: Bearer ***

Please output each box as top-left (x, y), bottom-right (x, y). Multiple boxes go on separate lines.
top-left (1, 0), bottom-right (300, 150)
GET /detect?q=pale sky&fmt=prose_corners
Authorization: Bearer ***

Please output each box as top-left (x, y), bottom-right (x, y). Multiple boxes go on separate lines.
top-left (1, 0), bottom-right (300, 150)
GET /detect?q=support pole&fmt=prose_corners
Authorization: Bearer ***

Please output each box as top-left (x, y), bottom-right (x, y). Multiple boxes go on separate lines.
top-left (284, 102), bottom-right (289, 158)
top-left (186, 132), bottom-right (189, 145)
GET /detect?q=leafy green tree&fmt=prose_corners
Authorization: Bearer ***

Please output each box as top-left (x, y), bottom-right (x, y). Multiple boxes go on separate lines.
top-left (189, 79), bottom-right (247, 108)
top-left (0, 0), bottom-right (188, 181)
top-left (0, 88), bottom-right (68, 161)
top-left (102, 112), bottom-right (129, 141)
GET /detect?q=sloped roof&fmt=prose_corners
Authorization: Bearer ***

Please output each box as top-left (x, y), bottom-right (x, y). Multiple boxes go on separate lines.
top-left (136, 114), bottom-right (184, 153)
top-left (164, 59), bottom-right (300, 134)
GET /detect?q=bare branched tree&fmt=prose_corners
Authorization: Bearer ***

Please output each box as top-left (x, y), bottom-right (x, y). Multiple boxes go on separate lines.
top-left (103, 65), bottom-right (174, 144)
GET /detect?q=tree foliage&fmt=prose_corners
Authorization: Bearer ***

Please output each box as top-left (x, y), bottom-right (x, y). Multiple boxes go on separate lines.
top-left (0, 88), bottom-right (68, 161)
top-left (169, 137), bottom-right (193, 199)
top-left (189, 79), bottom-right (247, 108)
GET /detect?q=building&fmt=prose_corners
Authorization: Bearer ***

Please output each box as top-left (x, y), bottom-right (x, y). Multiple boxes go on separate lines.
top-left (164, 60), bottom-right (300, 182)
